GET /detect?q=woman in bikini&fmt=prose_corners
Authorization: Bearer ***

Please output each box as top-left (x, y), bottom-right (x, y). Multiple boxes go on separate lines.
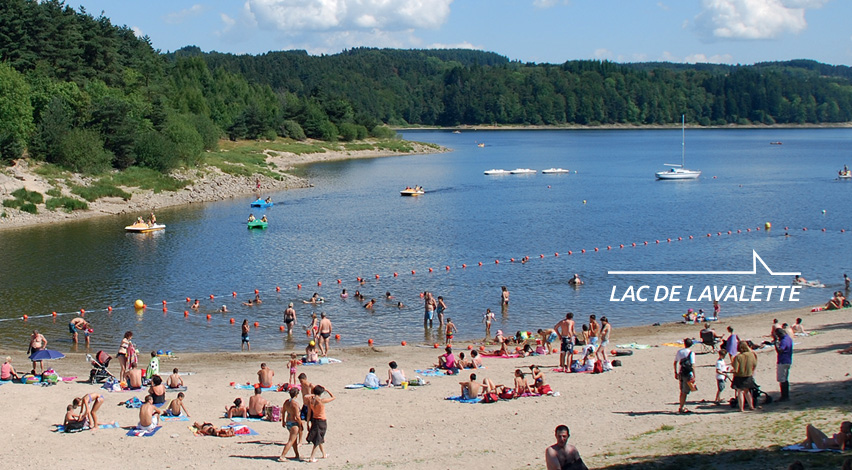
top-left (73, 392), bottom-right (106, 429)
top-left (116, 331), bottom-right (133, 382)
top-left (148, 375), bottom-right (166, 405)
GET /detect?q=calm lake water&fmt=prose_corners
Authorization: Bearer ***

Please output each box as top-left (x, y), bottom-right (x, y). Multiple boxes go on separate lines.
top-left (1, 128), bottom-right (850, 353)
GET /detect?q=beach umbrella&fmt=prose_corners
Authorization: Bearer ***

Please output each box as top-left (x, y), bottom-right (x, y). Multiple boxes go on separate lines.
top-left (28, 349), bottom-right (65, 362)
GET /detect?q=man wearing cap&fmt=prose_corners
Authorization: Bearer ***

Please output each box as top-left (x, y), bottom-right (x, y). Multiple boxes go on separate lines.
top-left (284, 303), bottom-right (297, 335)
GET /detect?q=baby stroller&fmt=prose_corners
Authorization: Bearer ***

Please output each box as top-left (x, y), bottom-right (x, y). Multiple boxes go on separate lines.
top-left (87, 350), bottom-right (115, 384)
top-left (730, 380), bottom-right (773, 408)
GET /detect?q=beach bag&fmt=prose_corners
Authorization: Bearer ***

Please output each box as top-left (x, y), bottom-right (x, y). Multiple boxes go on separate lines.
top-left (538, 384), bottom-right (552, 395)
top-left (265, 405), bottom-right (281, 422)
top-left (592, 361), bottom-right (603, 374)
top-left (482, 393), bottom-right (499, 403)
top-left (499, 389), bottom-right (516, 400)
top-left (679, 356), bottom-right (693, 377)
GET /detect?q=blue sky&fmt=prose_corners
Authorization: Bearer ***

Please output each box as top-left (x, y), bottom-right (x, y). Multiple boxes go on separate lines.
top-left (65, 0), bottom-right (852, 65)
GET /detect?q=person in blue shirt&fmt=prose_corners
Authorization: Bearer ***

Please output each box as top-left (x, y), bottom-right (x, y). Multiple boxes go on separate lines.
top-left (363, 368), bottom-right (381, 389)
top-left (775, 328), bottom-right (793, 402)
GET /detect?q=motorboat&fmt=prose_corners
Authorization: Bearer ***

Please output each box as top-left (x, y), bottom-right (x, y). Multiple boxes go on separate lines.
top-left (247, 220), bottom-right (268, 229)
top-left (484, 169), bottom-right (510, 175)
top-left (541, 168), bottom-right (570, 174)
top-left (125, 222), bottom-right (165, 233)
top-left (250, 198), bottom-right (274, 208)
top-left (656, 115), bottom-right (700, 180)
top-left (400, 187), bottom-right (425, 196)
top-left (838, 168), bottom-right (851, 179)
top-left (477, 143), bottom-right (485, 148)
top-left (510, 168), bottom-right (536, 174)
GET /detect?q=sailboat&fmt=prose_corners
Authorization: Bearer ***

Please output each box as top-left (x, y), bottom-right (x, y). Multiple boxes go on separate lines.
top-left (655, 115), bottom-right (701, 180)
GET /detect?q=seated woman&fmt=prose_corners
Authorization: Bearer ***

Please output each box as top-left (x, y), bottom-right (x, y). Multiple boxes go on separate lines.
top-left (529, 365), bottom-right (547, 392)
top-left (148, 375), bottom-right (166, 405)
top-left (826, 293), bottom-right (843, 310)
top-left (225, 398), bottom-right (248, 418)
top-left (791, 318), bottom-right (808, 336)
top-left (513, 369), bottom-right (532, 395)
top-left (260, 215), bottom-right (267, 223)
top-left (387, 361), bottom-right (406, 386)
top-left (1, 356), bottom-right (19, 381)
top-left (802, 422), bottom-right (852, 450)
top-left (194, 422), bottom-right (235, 437)
top-left (437, 347), bottom-right (456, 370)
top-left (304, 341), bottom-right (319, 363)
top-left (494, 330), bottom-right (506, 344)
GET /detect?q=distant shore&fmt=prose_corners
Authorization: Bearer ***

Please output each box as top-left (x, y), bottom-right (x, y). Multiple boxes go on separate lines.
top-left (399, 122), bottom-right (852, 131)
top-left (0, 141), bottom-right (447, 232)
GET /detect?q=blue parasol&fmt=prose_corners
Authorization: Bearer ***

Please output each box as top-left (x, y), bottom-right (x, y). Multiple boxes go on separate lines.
top-left (28, 349), bottom-right (66, 361)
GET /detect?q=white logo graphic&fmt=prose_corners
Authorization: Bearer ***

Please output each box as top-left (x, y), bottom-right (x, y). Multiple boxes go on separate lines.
top-left (607, 250), bottom-right (799, 276)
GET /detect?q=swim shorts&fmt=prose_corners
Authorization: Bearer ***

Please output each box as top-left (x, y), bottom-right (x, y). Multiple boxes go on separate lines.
top-left (68, 323), bottom-right (76, 334)
top-left (241, 333), bottom-right (250, 343)
top-left (561, 337), bottom-right (573, 353)
top-left (547, 332), bottom-right (558, 343)
top-left (320, 332), bottom-right (330, 339)
top-left (424, 310), bottom-right (434, 321)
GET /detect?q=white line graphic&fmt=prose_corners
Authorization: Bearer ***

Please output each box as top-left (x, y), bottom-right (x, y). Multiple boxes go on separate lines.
top-left (607, 250), bottom-right (800, 276)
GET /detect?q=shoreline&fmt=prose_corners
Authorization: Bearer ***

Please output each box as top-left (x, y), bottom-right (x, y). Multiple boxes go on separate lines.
top-left (1, 300), bottom-right (846, 469)
top-left (0, 140), bottom-right (448, 232)
top-left (399, 122), bottom-right (852, 131)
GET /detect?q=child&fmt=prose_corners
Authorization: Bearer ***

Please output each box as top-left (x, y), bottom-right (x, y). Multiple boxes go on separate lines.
top-left (167, 368), bottom-right (184, 389)
top-left (715, 350), bottom-right (730, 404)
top-left (145, 351), bottom-right (159, 380)
top-left (241, 320), bottom-right (251, 351)
top-left (445, 318), bottom-right (457, 345)
top-left (166, 392), bottom-right (190, 417)
top-left (483, 308), bottom-right (495, 339)
top-left (288, 353), bottom-right (299, 385)
top-left (64, 404), bottom-right (86, 431)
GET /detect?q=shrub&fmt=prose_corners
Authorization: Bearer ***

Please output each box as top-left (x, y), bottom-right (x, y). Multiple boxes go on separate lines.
top-left (338, 122), bottom-right (359, 142)
top-left (71, 183), bottom-right (131, 202)
top-left (370, 125), bottom-right (397, 139)
top-left (46, 188), bottom-right (62, 197)
top-left (18, 202), bottom-right (37, 214)
top-left (46, 196), bottom-right (88, 212)
top-left (280, 120), bottom-right (306, 141)
top-left (56, 128), bottom-right (113, 174)
top-left (11, 188), bottom-right (43, 204)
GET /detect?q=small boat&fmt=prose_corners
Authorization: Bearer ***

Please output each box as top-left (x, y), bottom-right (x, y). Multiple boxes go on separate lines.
top-left (656, 115), bottom-right (700, 180)
top-left (838, 168), bottom-right (851, 179)
top-left (510, 168), bottom-right (536, 174)
top-left (541, 168), bottom-right (570, 174)
top-left (452, 130), bottom-right (461, 134)
top-left (250, 199), bottom-right (274, 208)
top-left (247, 220), bottom-right (268, 229)
top-left (484, 169), bottom-right (510, 175)
top-left (125, 222), bottom-right (166, 233)
top-left (477, 143), bottom-right (485, 148)
top-left (400, 188), bottom-right (425, 196)
top-left (770, 141), bottom-right (783, 145)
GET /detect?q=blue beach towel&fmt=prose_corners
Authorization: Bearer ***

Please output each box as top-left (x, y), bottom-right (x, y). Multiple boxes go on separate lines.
top-left (224, 423), bottom-right (259, 436)
top-left (160, 415), bottom-right (190, 422)
top-left (126, 426), bottom-right (162, 437)
top-left (226, 416), bottom-right (265, 422)
top-left (301, 357), bottom-right (342, 366)
top-left (233, 384), bottom-right (278, 391)
top-left (415, 369), bottom-right (446, 377)
top-left (445, 395), bottom-right (482, 404)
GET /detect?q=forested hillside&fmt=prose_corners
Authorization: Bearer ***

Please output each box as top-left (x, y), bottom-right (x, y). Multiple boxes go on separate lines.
top-left (1, 0), bottom-right (851, 174)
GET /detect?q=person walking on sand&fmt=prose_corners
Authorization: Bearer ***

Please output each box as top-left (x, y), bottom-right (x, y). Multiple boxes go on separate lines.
top-left (279, 388), bottom-right (302, 462)
top-left (318, 313), bottom-right (333, 356)
top-left (545, 425), bottom-right (587, 470)
top-left (483, 308), bottom-right (495, 339)
top-left (304, 385), bottom-right (335, 462)
top-left (775, 327), bottom-right (793, 402)
top-left (554, 312), bottom-right (576, 371)
top-left (674, 338), bottom-right (696, 414)
top-left (713, 299), bottom-right (721, 319)
top-left (241, 319), bottom-right (251, 351)
top-left (288, 354), bottom-right (299, 385)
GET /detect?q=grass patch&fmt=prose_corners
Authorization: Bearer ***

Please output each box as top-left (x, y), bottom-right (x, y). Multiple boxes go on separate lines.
top-left (71, 183), bottom-right (132, 202)
top-left (33, 163), bottom-right (72, 180)
top-left (11, 188), bottom-right (43, 204)
top-left (46, 188), bottom-right (62, 197)
top-left (46, 196), bottom-right (88, 212)
top-left (101, 167), bottom-right (188, 193)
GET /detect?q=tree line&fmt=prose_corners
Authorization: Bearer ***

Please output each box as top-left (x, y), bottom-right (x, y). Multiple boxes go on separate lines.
top-left (1, 0), bottom-right (851, 173)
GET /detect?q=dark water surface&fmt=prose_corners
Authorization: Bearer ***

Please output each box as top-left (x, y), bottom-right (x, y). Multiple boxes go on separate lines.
top-left (1, 128), bottom-right (850, 353)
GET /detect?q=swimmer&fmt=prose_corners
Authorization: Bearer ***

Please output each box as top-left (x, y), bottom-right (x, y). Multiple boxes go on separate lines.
top-left (364, 299), bottom-right (376, 309)
top-left (568, 273), bottom-right (584, 286)
top-left (190, 299), bottom-right (200, 310)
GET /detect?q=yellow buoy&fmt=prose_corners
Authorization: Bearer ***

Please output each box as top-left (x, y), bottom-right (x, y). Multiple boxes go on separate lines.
top-left (134, 299), bottom-right (145, 309)
top-left (765, 222), bottom-right (771, 230)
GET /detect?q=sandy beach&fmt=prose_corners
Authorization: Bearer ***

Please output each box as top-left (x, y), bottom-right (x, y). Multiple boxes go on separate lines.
top-left (0, 140), bottom-right (446, 231)
top-left (2, 302), bottom-right (850, 469)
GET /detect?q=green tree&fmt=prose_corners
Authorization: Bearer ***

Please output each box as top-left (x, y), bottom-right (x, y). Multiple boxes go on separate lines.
top-left (0, 63), bottom-right (34, 161)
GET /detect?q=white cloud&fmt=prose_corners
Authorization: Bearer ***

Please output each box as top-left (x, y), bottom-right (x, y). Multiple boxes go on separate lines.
top-left (245, 0), bottom-right (453, 33)
top-left (131, 26), bottom-right (144, 37)
top-left (695, 0), bottom-right (829, 40)
top-left (533, 0), bottom-right (570, 8)
top-left (426, 41), bottom-right (478, 50)
top-left (684, 52), bottom-right (734, 63)
top-left (164, 4), bottom-right (205, 24)
top-left (220, 13), bottom-right (236, 32)
top-left (657, 2), bottom-right (670, 11)
top-left (594, 48), bottom-right (613, 60)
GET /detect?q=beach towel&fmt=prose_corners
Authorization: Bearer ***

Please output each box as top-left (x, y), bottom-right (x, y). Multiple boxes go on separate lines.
top-left (661, 342), bottom-right (684, 347)
top-left (615, 343), bottom-right (651, 350)
top-left (415, 368), bottom-right (446, 377)
top-left (301, 357), bottom-right (342, 366)
top-left (445, 395), bottom-right (482, 404)
top-left (226, 416), bottom-right (265, 422)
top-left (224, 423), bottom-right (258, 435)
top-left (345, 383), bottom-right (385, 389)
top-left (233, 384), bottom-right (278, 391)
top-left (54, 422), bottom-right (120, 432)
top-left (160, 415), bottom-right (190, 422)
top-left (781, 444), bottom-right (841, 453)
top-left (126, 426), bottom-right (162, 437)
top-left (166, 386), bottom-right (188, 392)
top-left (479, 353), bottom-right (521, 358)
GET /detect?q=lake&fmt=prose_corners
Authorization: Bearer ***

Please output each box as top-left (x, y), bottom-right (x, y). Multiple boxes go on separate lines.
top-left (1, 128), bottom-right (850, 353)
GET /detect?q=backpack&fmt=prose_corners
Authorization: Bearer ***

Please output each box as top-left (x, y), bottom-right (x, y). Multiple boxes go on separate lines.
top-left (679, 354), bottom-right (693, 377)
top-left (482, 393), bottom-right (499, 403)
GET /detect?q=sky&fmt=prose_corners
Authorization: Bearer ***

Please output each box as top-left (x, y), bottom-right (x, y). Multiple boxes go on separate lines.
top-left (64, 0), bottom-right (852, 66)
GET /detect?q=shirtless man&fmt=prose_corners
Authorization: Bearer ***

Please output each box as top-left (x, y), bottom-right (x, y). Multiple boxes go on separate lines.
top-left (166, 392), bottom-right (190, 417)
top-left (283, 303), bottom-right (297, 335)
top-left (279, 388), bottom-right (302, 462)
top-left (554, 313), bottom-right (576, 371)
top-left (137, 395), bottom-right (161, 431)
top-left (258, 363), bottom-right (274, 388)
top-left (597, 317), bottom-right (612, 363)
top-left (423, 292), bottom-right (436, 328)
top-left (167, 368), bottom-right (184, 388)
top-left (568, 273), bottom-right (584, 286)
top-left (545, 425), bottom-right (586, 470)
top-left (126, 364), bottom-right (143, 390)
top-left (459, 373), bottom-right (483, 399)
top-left (298, 373), bottom-right (314, 443)
top-left (538, 328), bottom-right (558, 355)
top-left (317, 313), bottom-right (333, 356)
top-left (29, 330), bottom-right (47, 374)
top-left (69, 317), bottom-right (90, 345)
top-left (588, 315), bottom-right (600, 346)
top-left (247, 387), bottom-right (269, 419)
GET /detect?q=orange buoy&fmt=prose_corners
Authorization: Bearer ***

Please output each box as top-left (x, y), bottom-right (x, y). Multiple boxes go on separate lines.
top-left (632, 242), bottom-right (636, 247)
top-left (822, 228), bottom-right (826, 232)
top-left (540, 254), bottom-right (544, 258)
top-left (510, 258), bottom-right (515, 262)
top-left (678, 237), bottom-right (682, 241)
top-left (232, 292), bottom-right (237, 297)
top-left (376, 274), bottom-right (380, 279)
top-left (186, 297), bottom-right (191, 302)
top-left (80, 309), bottom-right (85, 315)
top-left (746, 228), bottom-right (750, 232)
top-left (689, 235), bottom-right (694, 239)
top-left (317, 281), bottom-right (322, 286)
top-left (607, 246), bottom-right (611, 250)
top-left (394, 272), bottom-right (398, 277)
top-left (230, 318), bottom-right (235, 324)
top-left (206, 314), bottom-right (211, 320)
top-left (433, 343), bottom-right (439, 348)
top-left (253, 321), bottom-right (259, 327)
top-left (279, 325), bottom-right (285, 331)
top-left (555, 252), bottom-right (560, 257)
top-left (644, 241), bottom-right (648, 245)
top-left (357, 277), bottom-right (362, 282)
top-left (419, 292), bottom-right (424, 298)
top-left (162, 307), bottom-right (167, 312)
top-left (581, 249), bottom-right (585, 253)
top-left (655, 240), bottom-right (659, 244)
top-left (23, 314), bottom-right (28, 320)
top-left (162, 300), bottom-right (167, 305)
top-left (803, 227), bottom-right (808, 231)
top-left (276, 286), bottom-right (281, 292)
top-left (707, 233), bottom-right (711, 237)
top-left (184, 311), bottom-right (189, 317)
top-left (494, 260), bottom-right (499, 264)
top-left (462, 264), bottom-right (467, 268)
top-left (478, 262), bottom-right (483, 266)
top-left (297, 284), bottom-right (302, 290)
top-left (254, 289), bottom-right (259, 295)
top-left (429, 267), bottom-right (433, 272)
top-left (209, 294), bottom-right (214, 299)
top-left (306, 330), bottom-right (311, 337)
top-left (620, 244), bottom-right (624, 248)
top-left (445, 265), bottom-right (450, 271)
top-left (52, 311), bottom-right (57, 317)
top-left (368, 339), bottom-right (374, 345)
top-left (411, 270), bottom-right (416, 275)
top-left (401, 341), bottom-right (407, 346)
top-left (667, 238), bottom-right (671, 242)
